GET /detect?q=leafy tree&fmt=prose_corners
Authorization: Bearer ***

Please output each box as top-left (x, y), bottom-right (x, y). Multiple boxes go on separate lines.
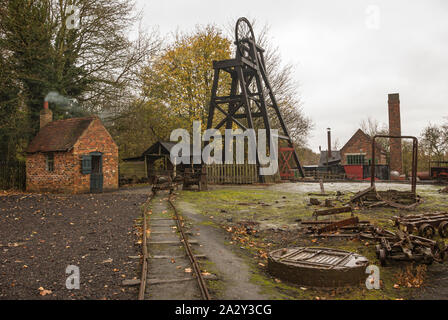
top-left (0, 0), bottom-right (160, 161)
top-left (112, 25), bottom-right (233, 159)
top-left (141, 25), bottom-right (232, 129)
top-left (420, 123), bottom-right (447, 163)
top-left (118, 22), bottom-right (314, 159)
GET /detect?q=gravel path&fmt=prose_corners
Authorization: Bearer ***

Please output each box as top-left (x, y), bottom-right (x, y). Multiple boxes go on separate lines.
top-left (176, 200), bottom-right (270, 300)
top-left (0, 191), bottom-right (148, 300)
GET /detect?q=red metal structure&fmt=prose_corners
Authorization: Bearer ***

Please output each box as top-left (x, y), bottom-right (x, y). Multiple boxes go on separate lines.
top-left (279, 147), bottom-right (294, 179)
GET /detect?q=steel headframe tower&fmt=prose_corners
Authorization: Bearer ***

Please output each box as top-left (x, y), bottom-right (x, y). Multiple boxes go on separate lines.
top-left (206, 17), bottom-right (305, 179)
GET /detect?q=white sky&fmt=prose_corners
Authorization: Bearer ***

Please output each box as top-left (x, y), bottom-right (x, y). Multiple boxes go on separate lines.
top-left (135, 0), bottom-right (448, 152)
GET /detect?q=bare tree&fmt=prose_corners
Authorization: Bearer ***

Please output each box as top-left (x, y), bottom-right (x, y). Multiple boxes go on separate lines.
top-left (359, 117), bottom-right (387, 138)
top-left (359, 116), bottom-right (389, 151)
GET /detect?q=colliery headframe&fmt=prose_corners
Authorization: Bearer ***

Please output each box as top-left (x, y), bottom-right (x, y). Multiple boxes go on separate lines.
top-left (206, 17), bottom-right (305, 181)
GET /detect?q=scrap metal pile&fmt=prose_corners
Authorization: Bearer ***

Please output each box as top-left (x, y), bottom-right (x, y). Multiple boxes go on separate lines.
top-left (348, 135), bottom-right (422, 210)
top-left (302, 205), bottom-right (373, 237)
top-left (360, 227), bottom-right (447, 265)
top-left (151, 175), bottom-right (175, 192)
top-left (393, 212), bottom-right (448, 238)
top-left (183, 167), bottom-right (207, 191)
top-left (349, 186), bottom-right (422, 210)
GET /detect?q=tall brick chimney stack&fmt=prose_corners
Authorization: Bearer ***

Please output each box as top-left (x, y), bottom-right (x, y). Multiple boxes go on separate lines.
top-left (388, 93), bottom-right (402, 175)
top-left (40, 100), bottom-right (53, 129)
top-left (327, 128), bottom-right (332, 158)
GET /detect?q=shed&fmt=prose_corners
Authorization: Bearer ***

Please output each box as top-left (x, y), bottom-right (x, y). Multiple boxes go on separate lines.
top-left (123, 141), bottom-right (194, 183)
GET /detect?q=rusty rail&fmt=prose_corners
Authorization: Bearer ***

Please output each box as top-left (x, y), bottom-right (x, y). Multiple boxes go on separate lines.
top-left (138, 191), bottom-right (155, 300)
top-left (168, 198), bottom-right (211, 300)
top-left (138, 190), bottom-right (210, 300)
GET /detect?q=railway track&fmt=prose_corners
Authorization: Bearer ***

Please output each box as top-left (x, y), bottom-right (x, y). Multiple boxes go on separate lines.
top-left (137, 188), bottom-right (211, 300)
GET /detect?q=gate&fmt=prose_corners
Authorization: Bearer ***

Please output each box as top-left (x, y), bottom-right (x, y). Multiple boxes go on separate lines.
top-left (279, 147), bottom-right (294, 179)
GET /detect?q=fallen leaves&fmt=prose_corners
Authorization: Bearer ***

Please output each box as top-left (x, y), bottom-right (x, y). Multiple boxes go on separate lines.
top-left (38, 287), bottom-right (52, 296)
top-left (259, 251), bottom-right (268, 260)
top-left (395, 265), bottom-right (427, 289)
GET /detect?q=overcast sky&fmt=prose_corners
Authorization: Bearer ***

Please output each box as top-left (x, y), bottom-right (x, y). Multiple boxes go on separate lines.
top-left (135, 0), bottom-right (448, 152)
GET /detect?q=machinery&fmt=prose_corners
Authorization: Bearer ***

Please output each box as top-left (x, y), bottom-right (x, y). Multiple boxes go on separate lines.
top-left (206, 17), bottom-right (304, 181)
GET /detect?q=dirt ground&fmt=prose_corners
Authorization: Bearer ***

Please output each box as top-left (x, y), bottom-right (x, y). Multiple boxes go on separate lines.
top-left (175, 199), bottom-right (270, 300)
top-left (179, 181), bottom-right (448, 300)
top-left (1, 181), bottom-right (447, 300)
top-left (0, 189), bottom-right (148, 300)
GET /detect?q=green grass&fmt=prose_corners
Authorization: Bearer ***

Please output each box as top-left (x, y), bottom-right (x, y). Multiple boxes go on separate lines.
top-left (179, 188), bottom-right (311, 225)
top-left (178, 186), bottom-right (448, 300)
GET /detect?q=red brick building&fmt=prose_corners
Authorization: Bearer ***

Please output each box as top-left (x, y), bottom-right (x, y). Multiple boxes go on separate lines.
top-left (340, 129), bottom-right (387, 180)
top-left (26, 103), bottom-right (118, 193)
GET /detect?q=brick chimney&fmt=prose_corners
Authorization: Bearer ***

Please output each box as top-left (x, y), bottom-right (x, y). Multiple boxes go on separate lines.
top-left (388, 93), bottom-right (402, 175)
top-left (327, 128), bottom-right (332, 158)
top-left (40, 100), bottom-right (53, 129)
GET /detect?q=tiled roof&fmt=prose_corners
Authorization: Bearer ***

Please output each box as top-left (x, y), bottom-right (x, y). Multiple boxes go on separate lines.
top-left (26, 117), bottom-right (96, 153)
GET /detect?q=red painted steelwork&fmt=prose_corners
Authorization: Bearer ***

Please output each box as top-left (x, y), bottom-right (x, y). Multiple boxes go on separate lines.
top-left (344, 165), bottom-right (363, 180)
top-left (279, 147), bottom-right (294, 179)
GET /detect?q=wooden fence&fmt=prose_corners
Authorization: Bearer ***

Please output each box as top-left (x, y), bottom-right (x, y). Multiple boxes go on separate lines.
top-left (206, 163), bottom-right (281, 184)
top-left (300, 170), bottom-right (347, 180)
top-left (0, 161), bottom-right (26, 190)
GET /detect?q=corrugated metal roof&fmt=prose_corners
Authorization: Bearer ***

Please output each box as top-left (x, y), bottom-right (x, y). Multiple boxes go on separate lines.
top-left (318, 150), bottom-right (341, 167)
